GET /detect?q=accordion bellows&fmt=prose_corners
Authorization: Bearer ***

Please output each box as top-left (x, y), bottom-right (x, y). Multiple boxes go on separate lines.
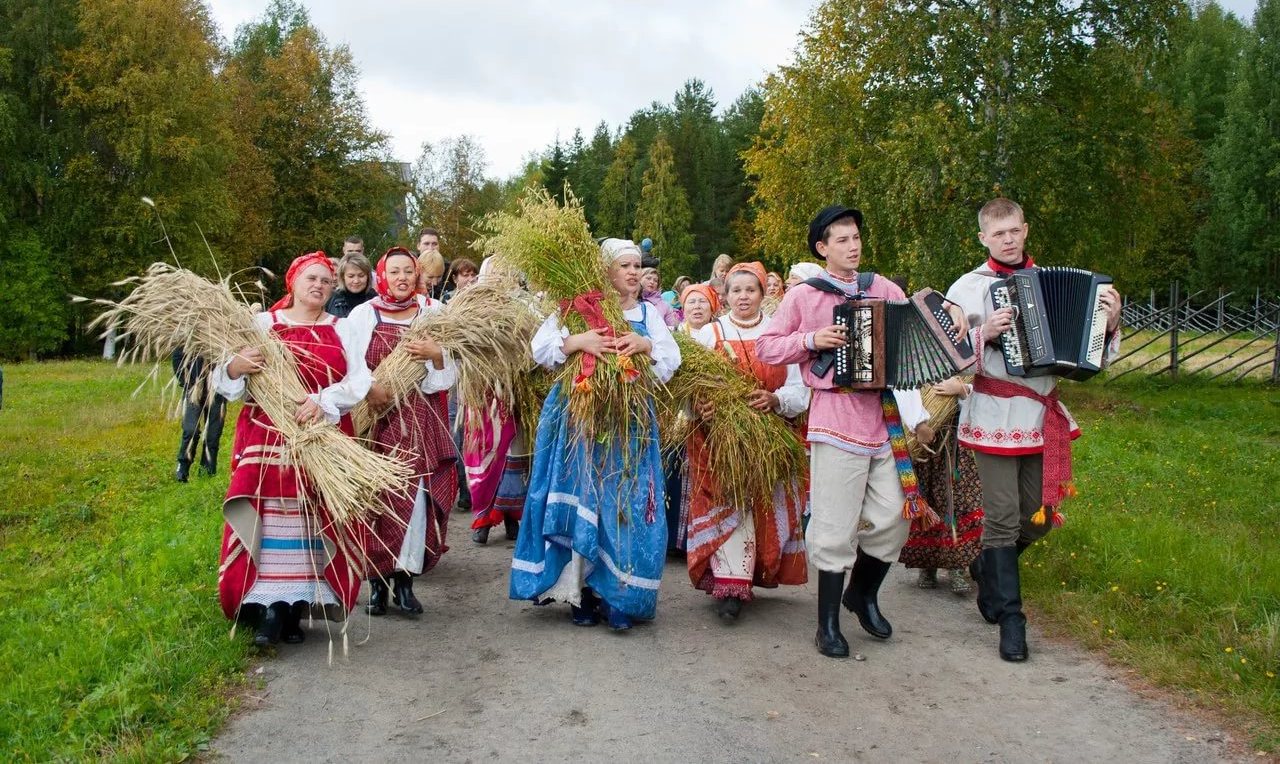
top-left (989, 267), bottom-right (1113, 381)
top-left (831, 289), bottom-right (977, 389)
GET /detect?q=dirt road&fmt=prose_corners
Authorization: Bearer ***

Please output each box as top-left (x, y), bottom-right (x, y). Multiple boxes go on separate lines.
top-left (212, 511), bottom-right (1243, 763)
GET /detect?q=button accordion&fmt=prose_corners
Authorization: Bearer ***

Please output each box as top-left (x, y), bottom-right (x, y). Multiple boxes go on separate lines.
top-left (988, 266), bottom-right (1113, 381)
top-left (828, 289), bottom-right (977, 389)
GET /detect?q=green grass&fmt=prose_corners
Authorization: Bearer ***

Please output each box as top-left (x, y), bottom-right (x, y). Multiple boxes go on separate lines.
top-left (0, 361), bottom-right (250, 762)
top-left (1030, 377), bottom-right (1280, 750)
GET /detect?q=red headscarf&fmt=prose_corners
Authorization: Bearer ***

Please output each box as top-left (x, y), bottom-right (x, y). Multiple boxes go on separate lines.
top-left (725, 261), bottom-right (768, 291)
top-left (269, 251), bottom-right (336, 311)
top-left (680, 283), bottom-right (721, 315)
top-left (371, 247), bottom-right (421, 311)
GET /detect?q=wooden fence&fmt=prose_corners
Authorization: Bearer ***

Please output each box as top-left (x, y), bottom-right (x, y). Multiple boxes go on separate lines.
top-left (1109, 283), bottom-right (1280, 383)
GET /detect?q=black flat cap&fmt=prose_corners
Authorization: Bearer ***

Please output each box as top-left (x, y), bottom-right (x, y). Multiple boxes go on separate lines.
top-left (807, 205), bottom-right (864, 259)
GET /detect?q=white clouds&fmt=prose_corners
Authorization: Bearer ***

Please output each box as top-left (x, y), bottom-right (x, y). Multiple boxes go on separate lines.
top-left (205, 0), bottom-right (814, 177)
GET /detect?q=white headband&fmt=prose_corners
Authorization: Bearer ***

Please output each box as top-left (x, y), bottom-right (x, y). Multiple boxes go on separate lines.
top-left (789, 262), bottom-right (824, 280)
top-left (600, 238), bottom-right (642, 265)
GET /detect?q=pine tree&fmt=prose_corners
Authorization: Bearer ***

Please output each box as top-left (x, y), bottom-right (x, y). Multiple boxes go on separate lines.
top-left (596, 135), bottom-right (639, 238)
top-left (1202, 0), bottom-right (1280, 293)
top-left (633, 135), bottom-right (695, 283)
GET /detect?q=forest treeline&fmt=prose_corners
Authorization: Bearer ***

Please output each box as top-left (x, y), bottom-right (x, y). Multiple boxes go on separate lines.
top-left (1, 0), bottom-right (1276, 358)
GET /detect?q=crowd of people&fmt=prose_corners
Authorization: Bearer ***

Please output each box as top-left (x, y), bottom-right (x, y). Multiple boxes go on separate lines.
top-left (184, 198), bottom-right (1121, 662)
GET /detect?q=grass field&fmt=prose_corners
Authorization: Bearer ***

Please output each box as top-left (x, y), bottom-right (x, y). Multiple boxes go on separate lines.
top-left (1030, 375), bottom-right (1280, 750)
top-left (0, 360), bottom-right (1277, 758)
top-left (0, 361), bottom-right (249, 761)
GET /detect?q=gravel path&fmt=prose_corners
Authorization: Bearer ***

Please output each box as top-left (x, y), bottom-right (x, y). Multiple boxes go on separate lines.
top-left (212, 511), bottom-right (1244, 763)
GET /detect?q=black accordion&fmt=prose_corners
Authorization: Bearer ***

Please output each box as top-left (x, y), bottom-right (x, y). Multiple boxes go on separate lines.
top-left (988, 267), bottom-right (1113, 381)
top-left (824, 289), bottom-right (977, 389)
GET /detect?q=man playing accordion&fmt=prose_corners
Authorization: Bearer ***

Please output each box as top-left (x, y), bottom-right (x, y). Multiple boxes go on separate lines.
top-left (946, 198), bottom-right (1122, 663)
top-left (758, 204), bottom-right (967, 659)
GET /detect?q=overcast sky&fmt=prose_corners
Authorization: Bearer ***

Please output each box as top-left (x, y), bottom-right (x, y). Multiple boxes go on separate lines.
top-left (205, 0), bottom-right (1262, 180)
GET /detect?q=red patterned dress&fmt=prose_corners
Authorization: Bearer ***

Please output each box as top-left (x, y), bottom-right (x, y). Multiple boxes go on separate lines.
top-left (686, 315), bottom-right (810, 601)
top-left (347, 297), bottom-right (458, 578)
top-left (214, 312), bottom-right (370, 622)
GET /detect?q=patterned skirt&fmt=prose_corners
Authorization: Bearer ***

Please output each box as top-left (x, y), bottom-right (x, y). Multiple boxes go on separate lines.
top-left (899, 441), bottom-right (985, 570)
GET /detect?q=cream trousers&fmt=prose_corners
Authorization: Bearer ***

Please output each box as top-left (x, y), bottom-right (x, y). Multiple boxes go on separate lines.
top-left (806, 443), bottom-right (909, 571)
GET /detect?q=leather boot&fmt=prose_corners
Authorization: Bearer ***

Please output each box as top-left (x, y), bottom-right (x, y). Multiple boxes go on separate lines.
top-left (815, 570), bottom-right (849, 658)
top-left (504, 514), bottom-right (520, 541)
top-left (175, 461), bottom-right (190, 483)
top-left (471, 526), bottom-right (490, 545)
top-left (990, 546), bottom-right (1028, 662)
top-left (254, 602), bottom-right (286, 648)
top-left (970, 553), bottom-right (998, 624)
top-left (392, 571), bottom-right (423, 615)
top-left (842, 549), bottom-right (893, 639)
top-left (571, 587), bottom-right (602, 626)
top-left (1016, 538), bottom-right (1031, 555)
top-left (366, 578), bottom-right (389, 616)
top-left (717, 596), bottom-right (743, 621)
top-left (282, 601), bottom-right (306, 644)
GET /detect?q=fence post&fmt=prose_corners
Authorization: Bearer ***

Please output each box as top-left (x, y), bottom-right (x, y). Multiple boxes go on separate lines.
top-left (1272, 306), bottom-right (1279, 384)
top-left (1170, 281), bottom-right (1180, 378)
top-left (1217, 287), bottom-right (1225, 331)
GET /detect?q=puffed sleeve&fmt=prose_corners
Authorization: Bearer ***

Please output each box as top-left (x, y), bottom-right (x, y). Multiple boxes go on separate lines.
top-left (314, 316), bottom-right (373, 424)
top-left (644, 306), bottom-right (681, 384)
top-left (211, 312), bottom-right (273, 400)
top-left (891, 388), bottom-right (930, 431)
top-left (691, 322), bottom-right (718, 350)
top-left (773, 362), bottom-right (811, 419)
top-left (416, 300), bottom-right (458, 393)
top-left (531, 313), bottom-right (570, 370)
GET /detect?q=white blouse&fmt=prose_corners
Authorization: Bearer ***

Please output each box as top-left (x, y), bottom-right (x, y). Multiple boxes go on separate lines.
top-left (531, 301), bottom-right (681, 384)
top-left (213, 311), bottom-right (373, 425)
top-left (344, 296), bottom-right (457, 395)
top-left (691, 314), bottom-right (811, 419)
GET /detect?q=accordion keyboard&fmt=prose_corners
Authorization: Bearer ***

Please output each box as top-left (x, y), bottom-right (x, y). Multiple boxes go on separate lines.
top-left (1085, 289), bottom-right (1109, 367)
top-left (991, 285), bottom-right (1026, 374)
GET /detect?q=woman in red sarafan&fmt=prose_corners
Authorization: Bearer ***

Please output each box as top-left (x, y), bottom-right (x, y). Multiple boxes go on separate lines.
top-left (345, 247), bottom-right (459, 617)
top-left (212, 252), bottom-right (373, 649)
top-left (685, 262), bottom-right (810, 622)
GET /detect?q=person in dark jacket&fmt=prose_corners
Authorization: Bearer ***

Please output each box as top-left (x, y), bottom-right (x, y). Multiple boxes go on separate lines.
top-left (171, 347), bottom-right (227, 482)
top-left (325, 252), bottom-right (377, 317)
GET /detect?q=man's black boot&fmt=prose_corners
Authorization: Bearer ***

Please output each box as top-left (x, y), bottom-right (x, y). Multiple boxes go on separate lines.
top-left (991, 546), bottom-right (1028, 662)
top-left (842, 549), bottom-right (893, 639)
top-left (366, 577), bottom-right (389, 616)
top-left (815, 570), bottom-right (850, 658)
top-left (392, 571), bottom-right (423, 615)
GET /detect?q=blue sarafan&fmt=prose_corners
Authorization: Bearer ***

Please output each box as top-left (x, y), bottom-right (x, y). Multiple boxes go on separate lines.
top-left (510, 304), bottom-right (668, 621)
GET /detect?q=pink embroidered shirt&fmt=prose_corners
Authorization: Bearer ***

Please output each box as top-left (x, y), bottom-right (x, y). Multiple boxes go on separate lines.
top-left (756, 271), bottom-right (907, 456)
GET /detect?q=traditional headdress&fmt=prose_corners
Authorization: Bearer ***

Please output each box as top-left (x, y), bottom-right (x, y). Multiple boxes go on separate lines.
top-left (371, 246), bottom-right (420, 311)
top-left (269, 251), bottom-right (335, 311)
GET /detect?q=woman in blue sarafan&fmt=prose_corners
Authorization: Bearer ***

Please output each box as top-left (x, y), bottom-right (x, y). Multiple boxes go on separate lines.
top-left (510, 238), bottom-right (681, 631)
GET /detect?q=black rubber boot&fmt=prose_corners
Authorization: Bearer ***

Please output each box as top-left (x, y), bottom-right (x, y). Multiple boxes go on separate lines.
top-left (175, 462), bottom-right (190, 483)
top-left (254, 602), bottom-right (286, 648)
top-left (717, 596), bottom-right (743, 621)
top-left (990, 546), bottom-right (1028, 662)
top-left (366, 578), bottom-right (389, 616)
top-left (970, 552), bottom-right (999, 624)
top-left (842, 549), bottom-right (893, 639)
top-left (571, 587), bottom-right (602, 626)
top-left (392, 571), bottom-right (423, 615)
top-left (282, 601), bottom-right (306, 644)
top-left (504, 514), bottom-right (520, 541)
top-left (471, 526), bottom-right (490, 545)
top-left (815, 570), bottom-right (850, 658)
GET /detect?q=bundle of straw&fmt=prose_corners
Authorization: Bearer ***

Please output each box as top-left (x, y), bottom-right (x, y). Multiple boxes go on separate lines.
top-left (663, 332), bottom-right (809, 514)
top-left (83, 263), bottom-right (411, 528)
top-left (350, 274), bottom-right (545, 438)
top-left (906, 378), bottom-right (968, 461)
top-left (472, 186), bottom-right (654, 436)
